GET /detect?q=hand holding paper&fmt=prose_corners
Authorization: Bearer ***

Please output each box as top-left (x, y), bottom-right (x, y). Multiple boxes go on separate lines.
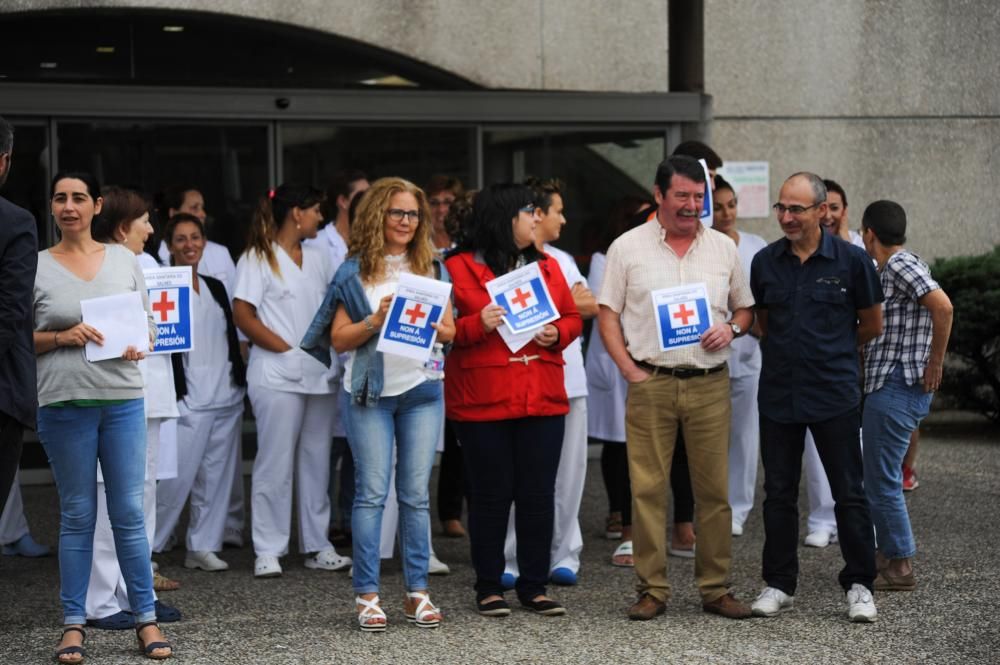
top-left (375, 273), bottom-right (453, 362)
top-left (80, 291), bottom-right (150, 362)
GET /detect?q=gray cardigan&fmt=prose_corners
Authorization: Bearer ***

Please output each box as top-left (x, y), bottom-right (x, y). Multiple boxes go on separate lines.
top-left (33, 244), bottom-right (156, 407)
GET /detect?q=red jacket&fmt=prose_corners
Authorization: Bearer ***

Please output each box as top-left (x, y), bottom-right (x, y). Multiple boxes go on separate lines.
top-left (444, 251), bottom-right (582, 422)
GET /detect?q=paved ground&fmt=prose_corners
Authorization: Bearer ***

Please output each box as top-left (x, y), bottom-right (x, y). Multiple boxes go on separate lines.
top-left (1, 416), bottom-right (998, 664)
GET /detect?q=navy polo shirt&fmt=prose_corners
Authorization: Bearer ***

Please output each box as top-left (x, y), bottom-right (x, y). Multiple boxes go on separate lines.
top-left (751, 231), bottom-right (883, 423)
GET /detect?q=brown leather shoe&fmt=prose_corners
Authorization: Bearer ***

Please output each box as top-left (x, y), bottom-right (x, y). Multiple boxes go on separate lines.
top-left (702, 592), bottom-right (752, 619)
top-left (628, 593), bottom-right (666, 621)
top-left (442, 519), bottom-right (467, 538)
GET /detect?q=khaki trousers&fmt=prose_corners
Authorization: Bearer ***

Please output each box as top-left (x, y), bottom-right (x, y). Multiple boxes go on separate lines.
top-left (626, 368), bottom-right (732, 603)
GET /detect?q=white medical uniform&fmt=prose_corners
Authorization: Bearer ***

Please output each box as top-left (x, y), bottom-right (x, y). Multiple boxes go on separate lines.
top-left (726, 231), bottom-right (768, 530)
top-left (87, 251), bottom-right (180, 619)
top-left (154, 275), bottom-right (246, 554)
top-left (235, 243), bottom-right (336, 557)
top-left (585, 252), bottom-right (627, 443)
top-left (504, 245), bottom-right (588, 576)
top-left (159, 238), bottom-right (246, 541)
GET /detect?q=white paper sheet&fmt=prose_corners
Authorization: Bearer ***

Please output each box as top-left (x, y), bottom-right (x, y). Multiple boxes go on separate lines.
top-left (375, 272), bottom-right (452, 362)
top-left (80, 291), bottom-right (150, 362)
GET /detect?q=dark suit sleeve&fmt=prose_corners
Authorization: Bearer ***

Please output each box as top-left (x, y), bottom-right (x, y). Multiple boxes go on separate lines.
top-left (850, 246), bottom-right (884, 309)
top-left (0, 208), bottom-right (38, 355)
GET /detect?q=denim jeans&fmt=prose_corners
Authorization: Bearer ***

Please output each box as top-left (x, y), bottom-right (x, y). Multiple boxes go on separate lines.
top-left (345, 380), bottom-right (443, 594)
top-left (37, 399), bottom-right (155, 625)
top-left (453, 416), bottom-right (564, 602)
top-left (760, 407), bottom-right (876, 594)
top-left (862, 365), bottom-right (933, 559)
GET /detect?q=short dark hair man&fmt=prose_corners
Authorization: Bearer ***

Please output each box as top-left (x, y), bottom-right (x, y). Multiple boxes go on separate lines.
top-left (598, 155), bottom-right (755, 621)
top-left (750, 172), bottom-right (884, 623)
top-left (860, 200), bottom-right (952, 591)
top-left (0, 115), bottom-right (39, 517)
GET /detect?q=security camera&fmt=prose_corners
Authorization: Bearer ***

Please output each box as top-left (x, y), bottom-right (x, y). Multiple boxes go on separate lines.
top-left (275, 97), bottom-right (291, 110)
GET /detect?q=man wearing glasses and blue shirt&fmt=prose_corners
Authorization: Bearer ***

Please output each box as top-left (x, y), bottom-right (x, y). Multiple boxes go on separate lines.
top-left (749, 172), bottom-right (884, 623)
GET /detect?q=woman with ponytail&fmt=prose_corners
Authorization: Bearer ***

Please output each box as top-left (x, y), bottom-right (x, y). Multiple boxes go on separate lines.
top-left (233, 184), bottom-right (351, 578)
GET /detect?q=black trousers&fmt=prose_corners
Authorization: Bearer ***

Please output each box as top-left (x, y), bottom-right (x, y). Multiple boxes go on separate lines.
top-left (0, 413), bottom-right (24, 518)
top-left (454, 416), bottom-right (564, 602)
top-left (760, 408), bottom-right (876, 594)
top-left (599, 441), bottom-right (632, 526)
top-left (437, 419), bottom-right (465, 522)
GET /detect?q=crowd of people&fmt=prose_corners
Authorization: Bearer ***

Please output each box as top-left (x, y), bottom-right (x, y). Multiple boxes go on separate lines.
top-left (0, 114), bottom-right (954, 661)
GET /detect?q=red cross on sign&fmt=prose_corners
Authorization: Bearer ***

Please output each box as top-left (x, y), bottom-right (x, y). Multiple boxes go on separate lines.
top-left (404, 302), bottom-right (428, 325)
top-left (672, 303), bottom-right (695, 326)
top-left (152, 290), bottom-right (176, 322)
top-left (510, 287), bottom-right (533, 309)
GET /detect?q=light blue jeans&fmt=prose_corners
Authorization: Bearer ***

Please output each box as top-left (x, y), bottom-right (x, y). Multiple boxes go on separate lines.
top-left (345, 380), bottom-right (443, 594)
top-left (38, 399), bottom-right (156, 625)
top-left (862, 365), bottom-right (933, 559)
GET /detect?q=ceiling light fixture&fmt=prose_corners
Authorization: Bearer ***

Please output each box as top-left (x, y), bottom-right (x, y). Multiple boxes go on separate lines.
top-left (39, 62), bottom-right (58, 69)
top-left (162, 25), bottom-right (184, 33)
top-left (96, 46), bottom-right (115, 54)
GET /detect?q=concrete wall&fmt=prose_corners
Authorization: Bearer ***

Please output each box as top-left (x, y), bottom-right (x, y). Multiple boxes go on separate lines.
top-left (706, 0), bottom-right (1000, 260)
top-left (1, 0), bottom-right (670, 92)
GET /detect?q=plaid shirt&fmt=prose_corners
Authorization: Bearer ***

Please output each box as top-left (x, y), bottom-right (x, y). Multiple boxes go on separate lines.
top-left (863, 250), bottom-right (940, 394)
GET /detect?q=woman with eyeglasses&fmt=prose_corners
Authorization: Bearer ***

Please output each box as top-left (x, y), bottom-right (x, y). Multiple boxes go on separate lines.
top-left (303, 177), bottom-right (454, 631)
top-left (444, 183), bottom-right (582, 618)
top-left (233, 184), bottom-right (350, 579)
top-left (33, 172), bottom-right (171, 662)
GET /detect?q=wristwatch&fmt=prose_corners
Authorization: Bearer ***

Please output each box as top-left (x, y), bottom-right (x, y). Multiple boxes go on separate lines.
top-left (728, 321), bottom-right (742, 337)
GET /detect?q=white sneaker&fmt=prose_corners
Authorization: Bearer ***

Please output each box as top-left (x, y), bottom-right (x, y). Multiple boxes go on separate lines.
top-left (846, 583), bottom-right (877, 623)
top-left (732, 522), bottom-right (744, 537)
top-left (804, 529), bottom-right (837, 548)
top-left (428, 553), bottom-right (451, 575)
top-left (751, 586), bottom-right (794, 617)
top-left (151, 560), bottom-right (160, 573)
top-left (305, 548), bottom-right (352, 571)
top-left (185, 551), bottom-right (229, 572)
top-left (254, 554), bottom-right (282, 578)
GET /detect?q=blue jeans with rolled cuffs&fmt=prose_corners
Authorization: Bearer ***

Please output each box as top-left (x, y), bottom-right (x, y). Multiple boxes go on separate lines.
top-left (345, 380), bottom-right (443, 594)
top-left (37, 399), bottom-right (156, 626)
top-left (862, 364), bottom-right (933, 559)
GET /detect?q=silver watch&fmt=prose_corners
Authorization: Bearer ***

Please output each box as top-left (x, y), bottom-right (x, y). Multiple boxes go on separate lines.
top-left (728, 321), bottom-right (742, 336)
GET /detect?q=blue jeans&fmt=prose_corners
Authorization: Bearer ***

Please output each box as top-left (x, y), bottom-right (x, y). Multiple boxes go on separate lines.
top-left (38, 399), bottom-right (155, 625)
top-left (862, 365), bottom-right (933, 559)
top-left (345, 380), bottom-right (443, 594)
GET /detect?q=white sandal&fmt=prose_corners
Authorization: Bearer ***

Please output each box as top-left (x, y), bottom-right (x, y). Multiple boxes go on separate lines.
top-left (612, 540), bottom-right (634, 567)
top-left (404, 591), bottom-right (442, 629)
top-left (355, 595), bottom-right (387, 632)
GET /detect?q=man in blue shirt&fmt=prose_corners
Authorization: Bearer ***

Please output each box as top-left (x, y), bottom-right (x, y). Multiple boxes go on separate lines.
top-left (749, 172), bottom-right (884, 623)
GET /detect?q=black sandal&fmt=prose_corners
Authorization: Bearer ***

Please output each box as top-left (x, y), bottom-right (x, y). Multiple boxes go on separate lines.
top-left (55, 626), bottom-right (86, 664)
top-left (135, 621), bottom-right (173, 660)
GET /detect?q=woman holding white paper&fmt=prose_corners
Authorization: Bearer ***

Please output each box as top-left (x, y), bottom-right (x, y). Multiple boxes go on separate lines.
top-left (323, 177), bottom-right (454, 631)
top-left (33, 172), bottom-right (172, 662)
top-left (233, 184), bottom-right (350, 580)
top-left (444, 183), bottom-right (581, 618)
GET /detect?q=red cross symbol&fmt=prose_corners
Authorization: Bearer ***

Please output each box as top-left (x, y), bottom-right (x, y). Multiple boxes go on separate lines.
top-left (404, 302), bottom-right (428, 325)
top-left (510, 287), bottom-right (533, 309)
top-left (672, 303), bottom-right (695, 326)
top-left (152, 290), bottom-right (176, 322)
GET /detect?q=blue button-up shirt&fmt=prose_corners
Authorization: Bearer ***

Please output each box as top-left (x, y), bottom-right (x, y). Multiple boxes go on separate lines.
top-left (751, 231), bottom-right (883, 423)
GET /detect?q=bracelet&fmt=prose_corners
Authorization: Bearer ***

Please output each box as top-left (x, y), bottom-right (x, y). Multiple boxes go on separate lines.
top-left (54, 331), bottom-right (60, 347)
top-left (363, 316), bottom-right (375, 332)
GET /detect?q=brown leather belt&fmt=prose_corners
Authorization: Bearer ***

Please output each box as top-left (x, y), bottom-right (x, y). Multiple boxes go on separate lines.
top-left (632, 359), bottom-right (726, 380)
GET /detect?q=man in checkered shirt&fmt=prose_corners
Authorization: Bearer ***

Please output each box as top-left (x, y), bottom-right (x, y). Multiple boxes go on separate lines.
top-left (860, 200), bottom-right (953, 592)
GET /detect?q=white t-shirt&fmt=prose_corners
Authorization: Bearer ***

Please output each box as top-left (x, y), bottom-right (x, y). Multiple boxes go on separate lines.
top-left (728, 231), bottom-right (768, 379)
top-left (544, 244), bottom-right (588, 399)
top-left (137, 252), bottom-right (180, 419)
top-left (343, 257), bottom-right (428, 398)
top-left (159, 240), bottom-right (236, 299)
top-left (182, 276), bottom-right (246, 410)
top-left (235, 243), bottom-right (334, 394)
